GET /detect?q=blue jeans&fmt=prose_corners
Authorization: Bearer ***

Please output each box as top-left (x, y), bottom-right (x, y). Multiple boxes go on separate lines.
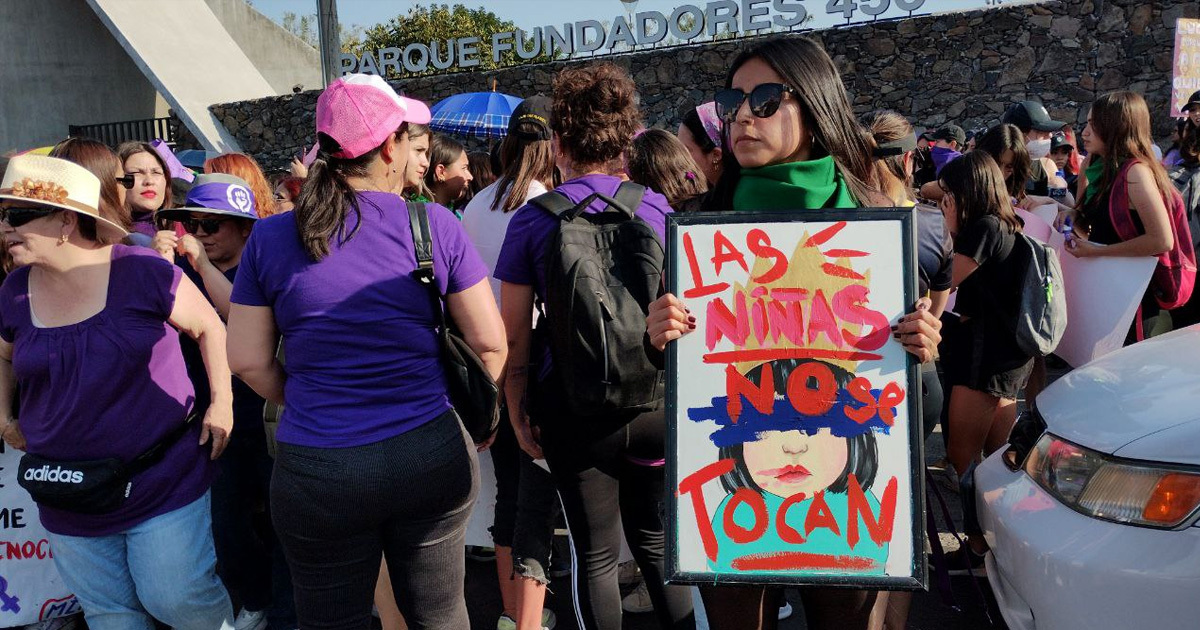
top-left (48, 492), bottom-right (234, 630)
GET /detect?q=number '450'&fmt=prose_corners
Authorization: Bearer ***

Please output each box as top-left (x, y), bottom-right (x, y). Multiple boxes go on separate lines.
top-left (825, 0), bottom-right (926, 19)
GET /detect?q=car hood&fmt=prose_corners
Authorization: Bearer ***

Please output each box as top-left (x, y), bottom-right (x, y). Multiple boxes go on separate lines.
top-left (1114, 418), bottom-right (1200, 465)
top-left (1037, 326), bottom-right (1200, 456)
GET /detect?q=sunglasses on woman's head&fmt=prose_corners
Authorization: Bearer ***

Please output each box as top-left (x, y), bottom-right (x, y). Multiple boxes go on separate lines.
top-left (115, 175), bottom-right (135, 190)
top-left (181, 217), bottom-right (229, 235)
top-left (714, 83), bottom-right (798, 122)
top-left (0, 206), bottom-right (59, 228)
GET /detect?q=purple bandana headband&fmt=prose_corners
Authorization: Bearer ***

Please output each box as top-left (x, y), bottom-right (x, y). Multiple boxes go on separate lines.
top-left (696, 102), bottom-right (723, 148)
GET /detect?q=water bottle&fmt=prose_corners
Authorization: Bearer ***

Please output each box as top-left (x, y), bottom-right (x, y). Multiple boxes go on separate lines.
top-left (1049, 170), bottom-right (1067, 200)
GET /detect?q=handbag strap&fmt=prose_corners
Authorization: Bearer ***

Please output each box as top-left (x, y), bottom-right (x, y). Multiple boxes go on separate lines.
top-left (405, 202), bottom-right (450, 337)
top-left (124, 411), bottom-right (200, 476)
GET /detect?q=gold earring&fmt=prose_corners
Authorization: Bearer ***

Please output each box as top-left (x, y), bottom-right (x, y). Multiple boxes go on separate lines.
top-left (58, 234), bottom-right (68, 245)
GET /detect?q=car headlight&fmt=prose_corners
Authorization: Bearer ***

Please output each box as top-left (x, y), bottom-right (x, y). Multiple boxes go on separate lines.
top-left (1024, 433), bottom-right (1200, 529)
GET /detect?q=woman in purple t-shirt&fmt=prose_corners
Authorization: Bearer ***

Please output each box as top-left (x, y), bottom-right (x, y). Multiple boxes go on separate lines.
top-left (227, 74), bottom-right (506, 629)
top-left (0, 155), bottom-right (235, 630)
top-left (495, 63), bottom-right (694, 630)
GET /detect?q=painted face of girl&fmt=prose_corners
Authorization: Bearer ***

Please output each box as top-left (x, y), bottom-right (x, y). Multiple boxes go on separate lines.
top-left (124, 151), bottom-right (167, 214)
top-left (405, 133), bottom-right (430, 190)
top-left (741, 428), bottom-right (849, 499)
top-left (727, 58), bottom-right (812, 169)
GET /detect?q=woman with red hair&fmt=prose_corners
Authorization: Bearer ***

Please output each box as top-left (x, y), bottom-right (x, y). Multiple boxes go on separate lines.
top-left (205, 153), bottom-right (278, 218)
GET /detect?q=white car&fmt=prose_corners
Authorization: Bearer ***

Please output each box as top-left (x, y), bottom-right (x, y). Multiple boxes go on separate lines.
top-left (976, 325), bottom-right (1200, 630)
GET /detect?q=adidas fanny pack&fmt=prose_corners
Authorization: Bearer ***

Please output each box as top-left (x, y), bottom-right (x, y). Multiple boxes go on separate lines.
top-left (17, 413), bottom-right (198, 515)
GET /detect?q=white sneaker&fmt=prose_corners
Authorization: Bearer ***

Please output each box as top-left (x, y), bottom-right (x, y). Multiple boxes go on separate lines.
top-left (233, 608), bottom-right (268, 630)
top-left (778, 600), bottom-right (793, 620)
top-left (622, 582), bottom-right (654, 614)
top-left (617, 560), bottom-right (643, 586)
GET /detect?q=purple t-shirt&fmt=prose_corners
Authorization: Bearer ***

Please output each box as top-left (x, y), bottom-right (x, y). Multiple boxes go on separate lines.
top-left (494, 174), bottom-right (672, 298)
top-left (0, 245), bottom-right (211, 536)
top-left (231, 192), bottom-right (488, 448)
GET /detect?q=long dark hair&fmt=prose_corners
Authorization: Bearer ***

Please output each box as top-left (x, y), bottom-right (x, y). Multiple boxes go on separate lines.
top-left (719, 359), bottom-right (878, 495)
top-left (975, 124), bottom-right (1031, 201)
top-left (1080, 91), bottom-right (1176, 216)
top-left (294, 126), bottom-right (403, 260)
top-left (938, 151), bottom-right (1022, 233)
top-left (706, 38), bottom-right (881, 211)
top-left (626, 129), bottom-right (708, 209)
top-left (491, 122), bottom-right (556, 212)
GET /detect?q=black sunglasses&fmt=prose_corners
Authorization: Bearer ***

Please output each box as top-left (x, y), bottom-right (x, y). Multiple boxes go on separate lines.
top-left (0, 206), bottom-right (60, 228)
top-left (181, 217), bottom-right (230, 235)
top-left (714, 83), bottom-right (798, 122)
top-left (115, 175), bottom-right (135, 190)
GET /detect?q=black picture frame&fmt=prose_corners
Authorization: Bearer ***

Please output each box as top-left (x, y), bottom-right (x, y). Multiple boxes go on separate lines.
top-left (664, 208), bottom-right (927, 591)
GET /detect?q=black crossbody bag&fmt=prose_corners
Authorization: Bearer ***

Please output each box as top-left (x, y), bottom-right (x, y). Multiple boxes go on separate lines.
top-left (406, 202), bottom-right (500, 444)
top-left (17, 413), bottom-right (198, 515)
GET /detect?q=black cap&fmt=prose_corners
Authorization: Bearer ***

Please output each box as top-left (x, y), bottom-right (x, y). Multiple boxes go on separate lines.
top-left (1002, 101), bottom-right (1066, 133)
top-left (1051, 132), bottom-right (1074, 153)
top-left (509, 95), bottom-right (551, 140)
top-left (1185, 90), bottom-right (1200, 113)
top-left (931, 124), bottom-right (966, 146)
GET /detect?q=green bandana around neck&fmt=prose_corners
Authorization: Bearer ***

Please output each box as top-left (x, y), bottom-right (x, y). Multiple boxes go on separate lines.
top-left (1081, 158), bottom-right (1107, 207)
top-left (732, 155), bottom-right (858, 212)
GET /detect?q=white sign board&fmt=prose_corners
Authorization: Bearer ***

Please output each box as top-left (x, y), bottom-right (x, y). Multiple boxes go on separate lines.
top-left (0, 446), bottom-right (79, 626)
top-left (1017, 207), bottom-right (1155, 367)
top-left (665, 210), bottom-right (924, 589)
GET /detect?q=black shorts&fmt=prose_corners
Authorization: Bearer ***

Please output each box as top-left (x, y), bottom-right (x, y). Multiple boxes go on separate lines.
top-left (940, 314), bottom-right (1033, 400)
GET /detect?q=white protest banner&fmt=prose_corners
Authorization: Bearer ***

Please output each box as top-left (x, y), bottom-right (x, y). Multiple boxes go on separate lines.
top-left (1016, 208), bottom-right (1155, 367)
top-left (0, 446), bottom-right (79, 626)
top-left (1172, 18), bottom-right (1200, 117)
top-left (665, 210), bottom-right (924, 588)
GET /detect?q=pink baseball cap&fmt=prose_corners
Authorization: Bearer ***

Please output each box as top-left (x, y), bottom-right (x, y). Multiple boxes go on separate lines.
top-left (315, 74), bottom-right (432, 159)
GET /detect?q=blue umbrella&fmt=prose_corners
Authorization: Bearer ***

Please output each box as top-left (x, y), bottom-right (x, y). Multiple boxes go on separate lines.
top-left (429, 91), bottom-right (524, 139)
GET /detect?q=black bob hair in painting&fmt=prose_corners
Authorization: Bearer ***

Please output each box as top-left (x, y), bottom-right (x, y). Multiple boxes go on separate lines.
top-left (718, 358), bottom-right (879, 495)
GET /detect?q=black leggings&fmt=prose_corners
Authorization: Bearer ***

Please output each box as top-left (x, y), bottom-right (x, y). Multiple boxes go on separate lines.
top-left (270, 410), bottom-right (478, 630)
top-left (541, 409), bottom-right (694, 630)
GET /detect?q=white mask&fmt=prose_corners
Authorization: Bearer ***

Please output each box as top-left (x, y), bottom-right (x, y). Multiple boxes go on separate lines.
top-left (1026, 138), bottom-right (1052, 160)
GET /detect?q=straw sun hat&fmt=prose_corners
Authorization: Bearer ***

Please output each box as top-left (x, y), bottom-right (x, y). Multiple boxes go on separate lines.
top-left (0, 154), bottom-right (128, 239)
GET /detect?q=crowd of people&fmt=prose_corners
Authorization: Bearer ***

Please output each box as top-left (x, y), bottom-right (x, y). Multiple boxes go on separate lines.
top-left (0, 32), bottom-right (1196, 630)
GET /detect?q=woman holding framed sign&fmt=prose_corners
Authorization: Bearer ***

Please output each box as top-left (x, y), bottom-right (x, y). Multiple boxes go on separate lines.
top-left (646, 37), bottom-right (941, 630)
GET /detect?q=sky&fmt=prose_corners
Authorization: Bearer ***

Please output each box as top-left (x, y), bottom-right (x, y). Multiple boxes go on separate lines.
top-left (248, 0), bottom-right (685, 32)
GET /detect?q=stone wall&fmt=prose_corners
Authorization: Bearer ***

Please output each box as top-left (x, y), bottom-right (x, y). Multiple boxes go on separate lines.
top-left (210, 0), bottom-right (1199, 171)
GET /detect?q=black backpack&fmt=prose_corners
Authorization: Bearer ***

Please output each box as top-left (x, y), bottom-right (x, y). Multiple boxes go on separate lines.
top-left (530, 182), bottom-right (665, 417)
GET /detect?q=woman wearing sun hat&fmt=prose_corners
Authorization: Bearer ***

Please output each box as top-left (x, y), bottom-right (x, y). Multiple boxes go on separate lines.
top-left (227, 74), bottom-right (507, 629)
top-left (155, 174), bottom-right (296, 630)
top-left (0, 154), bottom-right (235, 630)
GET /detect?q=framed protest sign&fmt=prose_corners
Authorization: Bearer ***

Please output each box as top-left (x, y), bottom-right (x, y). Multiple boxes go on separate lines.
top-left (665, 209), bottom-right (926, 589)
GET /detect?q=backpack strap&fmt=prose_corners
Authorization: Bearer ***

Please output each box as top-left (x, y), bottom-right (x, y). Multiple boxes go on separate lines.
top-left (529, 191), bottom-right (577, 217)
top-left (123, 411), bottom-right (201, 476)
top-left (531, 183), bottom-right (647, 222)
top-left (406, 202), bottom-right (449, 333)
top-left (612, 181), bottom-right (646, 215)
top-left (1107, 160), bottom-right (1141, 242)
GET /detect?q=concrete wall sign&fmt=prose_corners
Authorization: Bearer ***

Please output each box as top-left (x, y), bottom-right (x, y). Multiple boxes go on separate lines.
top-left (342, 0), bottom-right (1045, 76)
